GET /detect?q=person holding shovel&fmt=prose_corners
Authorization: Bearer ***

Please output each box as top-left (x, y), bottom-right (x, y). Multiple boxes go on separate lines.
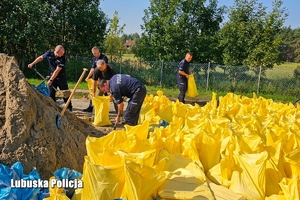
top-left (99, 74), bottom-right (147, 126)
top-left (28, 45), bottom-right (73, 111)
top-left (83, 46), bottom-right (109, 112)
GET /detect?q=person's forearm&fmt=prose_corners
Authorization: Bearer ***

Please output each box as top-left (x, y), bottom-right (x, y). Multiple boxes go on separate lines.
top-left (117, 103), bottom-right (124, 117)
top-left (86, 68), bottom-right (94, 79)
top-left (49, 69), bottom-right (60, 81)
top-left (179, 70), bottom-right (188, 77)
top-left (28, 56), bottom-right (43, 68)
top-left (32, 56), bottom-right (43, 65)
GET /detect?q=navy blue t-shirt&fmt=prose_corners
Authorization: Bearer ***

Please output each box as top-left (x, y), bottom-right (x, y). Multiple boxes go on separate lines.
top-left (109, 74), bottom-right (143, 104)
top-left (42, 50), bottom-right (66, 77)
top-left (91, 53), bottom-right (108, 69)
top-left (177, 58), bottom-right (190, 80)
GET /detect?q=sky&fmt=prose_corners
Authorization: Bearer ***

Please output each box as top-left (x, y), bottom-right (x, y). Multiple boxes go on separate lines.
top-left (100, 0), bottom-right (300, 35)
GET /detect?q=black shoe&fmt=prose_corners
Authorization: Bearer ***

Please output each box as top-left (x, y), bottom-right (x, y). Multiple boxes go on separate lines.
top-left (83, 106), bottom-right (93, 112)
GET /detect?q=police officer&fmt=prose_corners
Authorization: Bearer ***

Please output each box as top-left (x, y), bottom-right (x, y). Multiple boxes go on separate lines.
top-left (90, 59), bottom-right (118, 113)
top-left (99, 74), bottom-right (147, 126)
top-left (83, 46), bottom-right (109, 112)
top-left (177, 52), bottom-right (193, 103)
top-left (28, 45), bottom-right (73, 111)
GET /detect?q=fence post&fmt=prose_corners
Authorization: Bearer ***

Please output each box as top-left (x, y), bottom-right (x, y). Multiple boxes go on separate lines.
top-left (257, 65), bottom-right (262, 94)
top-left (206, 62), bottom-right (211, 91)
top-left (160, 60), bottom-right (164, 87)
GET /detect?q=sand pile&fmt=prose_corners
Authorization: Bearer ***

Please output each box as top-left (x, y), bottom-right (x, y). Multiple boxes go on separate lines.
top-left (0, 53), bottom-right (104, 179)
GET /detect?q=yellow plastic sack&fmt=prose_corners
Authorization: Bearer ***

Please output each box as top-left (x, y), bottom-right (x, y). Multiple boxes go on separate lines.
top-left (123, 161), bottom-right (168, 200)
top-left (92, 96), bottom-right (112, 126)
top-left (186, 74), bottom-right (199, 97)
top-left (44, 177), bottom-right (70, 200)
top-left (229, 151), bottom-right (268, 200)
top-left (87, 78), bottom-right (97, 96)
top-left (81, 156), bottom-right (125, 200)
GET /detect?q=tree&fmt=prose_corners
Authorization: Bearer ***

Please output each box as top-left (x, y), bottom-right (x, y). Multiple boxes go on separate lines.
top-left (219, 0), bottom-right (288, 70)
top-left (135, 0), bottom-right (225, 63)
top-left (0, 0), bottom-right (108, 68)
top-left (279, 27), bottom-right (300, 63)
top-left (0, 0), bottom-right (53, 68)
top-left (105, 11), bottom-right (125, 61)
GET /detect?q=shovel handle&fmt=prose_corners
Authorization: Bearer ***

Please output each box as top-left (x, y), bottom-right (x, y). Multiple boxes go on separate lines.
top-left (61, 68), bottom-right (88, 116)
top-left (32, 68), bottom-right (58, 92)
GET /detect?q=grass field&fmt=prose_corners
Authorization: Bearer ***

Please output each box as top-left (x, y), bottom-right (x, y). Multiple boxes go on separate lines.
top-left (266, 62), bottom-right (300, 79)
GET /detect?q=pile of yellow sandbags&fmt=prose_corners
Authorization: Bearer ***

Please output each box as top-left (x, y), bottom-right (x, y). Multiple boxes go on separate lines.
top-left (74, 91), bottom-right (300, 200)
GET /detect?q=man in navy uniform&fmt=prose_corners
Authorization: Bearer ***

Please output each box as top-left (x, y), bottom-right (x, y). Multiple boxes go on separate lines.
top-left (83, 46), bottom-right (109, 112)
top-left (99, 74), bottom-right (146, 126)
top-left (28, 45), bottom-right (73, 111)
top-left (177, 52), bottom-right (193, 103)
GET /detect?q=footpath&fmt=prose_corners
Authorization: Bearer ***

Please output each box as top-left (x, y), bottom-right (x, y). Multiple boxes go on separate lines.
top-left (73, 89), bottom-right (210, 106)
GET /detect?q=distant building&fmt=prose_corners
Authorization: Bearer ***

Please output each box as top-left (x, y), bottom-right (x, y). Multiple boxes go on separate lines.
top-left (124, 39), bottom-right (135, 49)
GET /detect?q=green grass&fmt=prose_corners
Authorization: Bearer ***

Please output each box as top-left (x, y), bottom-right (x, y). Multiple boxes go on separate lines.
top-left (265, 62), bottom-right (299, 79)
top-left (122, 54), bottom-right (138, 60)
top-left (28, 78), bottom-right (89, 90)
top-left (27, 78), bottom-right (298, 104)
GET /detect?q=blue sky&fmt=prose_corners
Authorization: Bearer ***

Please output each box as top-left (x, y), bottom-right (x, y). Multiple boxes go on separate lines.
top-left (100, 0), bottom-right (300, 35)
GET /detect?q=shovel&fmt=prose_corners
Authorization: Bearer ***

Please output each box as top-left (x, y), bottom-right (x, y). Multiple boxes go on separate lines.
top-left (32, 67), bottom-right (71, 98)
top-left (56, 68), bottom-right (88, 129)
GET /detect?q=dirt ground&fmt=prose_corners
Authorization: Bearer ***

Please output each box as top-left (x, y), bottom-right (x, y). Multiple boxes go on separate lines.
top-left (58, 96), bottom-right (126, 134)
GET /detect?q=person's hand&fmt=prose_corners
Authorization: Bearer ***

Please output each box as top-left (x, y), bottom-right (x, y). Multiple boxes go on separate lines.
top-left (186, 74), bottom-right (189, 78)
top-left (28, 63), bottom-right (33, 68)
top-left (115, 115), bottom-right (120, 124)
top-left (47, 80), bottom-right (52, 86)
top-left (85, 77), bottom-right (89, 81)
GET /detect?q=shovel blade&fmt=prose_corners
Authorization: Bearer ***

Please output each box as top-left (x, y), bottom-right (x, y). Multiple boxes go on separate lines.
top-left (56, 114), bottom-right (62, 129)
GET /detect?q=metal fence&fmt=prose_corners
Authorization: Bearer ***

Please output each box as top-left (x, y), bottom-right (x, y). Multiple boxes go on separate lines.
top-left (96, 59), bottom-right (299, 97)
top-left (32, 56), bottom-right (299, 97)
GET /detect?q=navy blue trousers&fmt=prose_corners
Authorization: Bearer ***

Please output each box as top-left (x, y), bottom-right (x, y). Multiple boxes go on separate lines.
top-left (124, 86), bottom-right (147, 126)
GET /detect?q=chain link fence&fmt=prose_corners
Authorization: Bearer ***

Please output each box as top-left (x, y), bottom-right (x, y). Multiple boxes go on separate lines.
top-left (104, 59), bottom-right (300, 97)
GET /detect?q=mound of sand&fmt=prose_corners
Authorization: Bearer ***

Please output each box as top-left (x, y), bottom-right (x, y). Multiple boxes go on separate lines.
top-left (0, 53), bottom-right (103, 179)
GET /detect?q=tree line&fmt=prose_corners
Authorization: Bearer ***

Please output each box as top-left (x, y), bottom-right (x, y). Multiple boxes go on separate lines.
top-left (0, 0), bottom-right (299, 72)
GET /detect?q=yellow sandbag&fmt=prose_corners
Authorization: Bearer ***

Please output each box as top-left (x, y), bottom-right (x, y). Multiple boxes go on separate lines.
top-left (279, 175), bottom-right (300, 200)
top-left (123, 161), bottom-right (168, 200)
top-left (81, 156), bottom-right (125, 200)
top-left (118, 149), bottom-right (157, 167)
top-left (87, 78), bottom-right (97, 96)
top-left (86, 132), bottom-right (126, 165)
top-left (197, 120), bottom-right (222, 172)
top-left (92, 96), bottom-right (112, 126)
top-left (125, 120), bottom-right (150, 140)
top-left (229, 151), bottom-right (268, 199)
top-left (157, 150), bottom-right (211, 199)
top-left (44, 177), bottom-right (70, 200)
top-left (71, 188), bottom-right (82, 200)
top-left (283, 149), bottom-right (300, 178)
top-left (186, 74), bottom-right (199, 97)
